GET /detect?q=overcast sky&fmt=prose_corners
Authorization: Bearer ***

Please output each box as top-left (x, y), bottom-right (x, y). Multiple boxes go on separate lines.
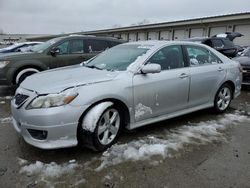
top-left (0, 0), bottom-right (250, 34)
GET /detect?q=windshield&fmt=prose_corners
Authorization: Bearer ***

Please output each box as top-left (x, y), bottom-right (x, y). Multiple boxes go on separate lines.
top-left (86, 44), bottom-right (150, 71)
top-left (31, 38), bottom-right (61, 52)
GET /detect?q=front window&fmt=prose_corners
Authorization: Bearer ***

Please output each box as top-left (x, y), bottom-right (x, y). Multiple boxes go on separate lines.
top-left (148, 45), bottom-right (184, 70)
top-left (56, 41), bottom-right (70, 54)
top-left (86, 44), bottom-right (150, 71)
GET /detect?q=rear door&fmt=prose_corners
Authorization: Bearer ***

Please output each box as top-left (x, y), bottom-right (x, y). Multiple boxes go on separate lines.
top-left (184, 45), bottom-right (226, 107)
top-left (133, 45), bottom-right (190, 122)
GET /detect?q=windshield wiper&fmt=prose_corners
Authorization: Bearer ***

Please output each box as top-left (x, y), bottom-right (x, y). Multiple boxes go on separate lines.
top-left (85, 65), bottom-right (102, 70)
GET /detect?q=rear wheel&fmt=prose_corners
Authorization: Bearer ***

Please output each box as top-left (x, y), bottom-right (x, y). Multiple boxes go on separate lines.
top-left (79, 102), bottom-right (122, 151)
top-left (15, 68), bottom-right (39, 85)
top-left (213, 83), bottom-right (232, 113)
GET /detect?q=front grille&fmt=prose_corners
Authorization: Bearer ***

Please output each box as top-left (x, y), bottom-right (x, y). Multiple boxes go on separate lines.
top-left (15, 94), bottom-right (29, 106)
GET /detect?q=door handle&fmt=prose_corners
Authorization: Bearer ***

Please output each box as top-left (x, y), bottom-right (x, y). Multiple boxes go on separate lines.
top-left (179, 73), bottom-right (189, 79)
top-left (218, 67), bottom-right (224, 72)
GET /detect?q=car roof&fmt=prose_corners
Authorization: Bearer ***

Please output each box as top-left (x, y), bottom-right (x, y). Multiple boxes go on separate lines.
top-left (186, 36), bottom-right (231, 42)
top-left (122, 40), bottom-right (208, 49)
top-left (56, 35), bottom-right (124, 42)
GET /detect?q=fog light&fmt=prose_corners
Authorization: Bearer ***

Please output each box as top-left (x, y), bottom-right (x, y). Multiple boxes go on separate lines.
top-left (27, 129), bottom-right (48, 140)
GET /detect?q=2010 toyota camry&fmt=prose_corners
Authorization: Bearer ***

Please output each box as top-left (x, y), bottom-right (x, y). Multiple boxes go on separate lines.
top-left (11, 41), bottom-right (242, 151)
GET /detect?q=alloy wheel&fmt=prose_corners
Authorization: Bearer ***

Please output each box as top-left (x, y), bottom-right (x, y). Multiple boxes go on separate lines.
top-left (217, 87), bottom-right (231, 111)
top-left (97, 108), bottom-right (120, 145)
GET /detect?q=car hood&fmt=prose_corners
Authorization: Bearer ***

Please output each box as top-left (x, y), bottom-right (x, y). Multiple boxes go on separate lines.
top-left (232, 56), bottom-right (250, 66)
top-left (20, 66), bottom-right (119, 94)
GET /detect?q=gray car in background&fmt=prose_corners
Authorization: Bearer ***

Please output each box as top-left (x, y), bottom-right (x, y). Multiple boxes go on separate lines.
top-left (11, 41), bottom-right (242, 151)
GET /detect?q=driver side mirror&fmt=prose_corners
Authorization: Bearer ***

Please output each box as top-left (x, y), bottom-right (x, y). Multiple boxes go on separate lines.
top-left (141, 63), bottom-right (161, 74)
top-left (50, 48), bottom-right (60, 56)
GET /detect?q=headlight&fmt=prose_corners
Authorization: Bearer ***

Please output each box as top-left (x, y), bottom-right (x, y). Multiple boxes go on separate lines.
top-left (27, 89), bottom-right (78, 109)
top-left (0, 61), bottom-right (10, 68)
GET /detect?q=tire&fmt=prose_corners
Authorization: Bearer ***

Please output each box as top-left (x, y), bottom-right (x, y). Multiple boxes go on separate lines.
top-left (15, 68), bottom-right (39, 85)
top-left (213, 83), bottom-right (232, 113)
top-left (79, 102), bottom-right (122, 151)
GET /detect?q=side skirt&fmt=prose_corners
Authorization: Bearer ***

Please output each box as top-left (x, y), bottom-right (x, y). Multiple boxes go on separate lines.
top-left (128, 103), bottom-right (213, 130)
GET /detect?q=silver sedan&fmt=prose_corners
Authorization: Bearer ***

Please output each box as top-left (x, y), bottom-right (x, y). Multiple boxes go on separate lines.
top-left (11, 41), bottom-right (242, 151)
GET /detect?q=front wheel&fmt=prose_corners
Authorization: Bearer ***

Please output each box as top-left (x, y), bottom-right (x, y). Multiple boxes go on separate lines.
top-left (79, 102), bottom-right (122, 151)
top-left (213, 83), bottom-right (232, 113)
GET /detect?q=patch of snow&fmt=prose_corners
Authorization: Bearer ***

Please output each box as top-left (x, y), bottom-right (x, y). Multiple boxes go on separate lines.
top-left (95, 113), bottom-right (250, 171)
top-left (5, 96), bottom-right (12, 100)
top-left (17, 157), bottom-right (28, 166)
top-left (126, 49), bottom-right (151, 73)
top-left (135, 103), bottom-right (153, 120)
top-left (20, 161), bottom-right (79, 178)
top-left (126, 55), bottom-right (144, 72)
top-left (216, 34), bottom-right (227, 38)
top-left (82, 102), bottom-right (113, 132)
top-left (137, 45), bottom-right (154, 49)
top-left (0, 96), bottom-right (12, 100)
top-left (69, 159), bottom-right (76, 163)
top-left (72, 179), bottom-right (86, 186)
top-left (0, 117), bottom-right (12, 124)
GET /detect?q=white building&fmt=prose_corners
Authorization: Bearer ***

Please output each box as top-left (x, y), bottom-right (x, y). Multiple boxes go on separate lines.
top-left (27, 12), bottom-right (250, 46)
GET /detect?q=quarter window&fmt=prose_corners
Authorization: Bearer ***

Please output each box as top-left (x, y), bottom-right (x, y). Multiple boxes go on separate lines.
top-left (148, 45), bottom-right (184, 70)
top-left (186, 46), bottom-right (222, 66)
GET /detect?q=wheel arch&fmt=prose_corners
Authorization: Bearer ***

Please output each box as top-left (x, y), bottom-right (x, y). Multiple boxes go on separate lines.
top-left (12, 64), bottom-right (45, 84)
top-left (76, 98), bottom-right (131, 142)
top-left (221, 80), bottom-right (235, 98)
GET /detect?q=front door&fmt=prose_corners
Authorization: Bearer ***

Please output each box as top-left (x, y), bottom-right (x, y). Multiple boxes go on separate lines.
top-left (133, 45), bottom-right (190, 122)
top-left (49, 39), bottom-right (93, 68)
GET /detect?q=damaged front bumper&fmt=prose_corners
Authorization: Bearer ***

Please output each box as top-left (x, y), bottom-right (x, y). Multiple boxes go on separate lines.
top-left (11, 89), bottom-right (89, 149)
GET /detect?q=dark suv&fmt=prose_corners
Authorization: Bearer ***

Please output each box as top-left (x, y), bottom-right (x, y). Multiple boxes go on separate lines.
top-left (186, 37), bottom-right (238, 58)
top-left (0, 35), bottom-right (124, 85)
